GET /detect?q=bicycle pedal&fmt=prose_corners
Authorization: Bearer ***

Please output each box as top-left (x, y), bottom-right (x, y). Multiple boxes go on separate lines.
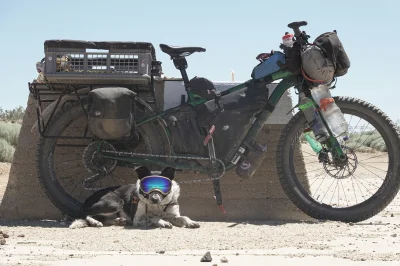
top-left (203, 125), bottom-right (216, 146)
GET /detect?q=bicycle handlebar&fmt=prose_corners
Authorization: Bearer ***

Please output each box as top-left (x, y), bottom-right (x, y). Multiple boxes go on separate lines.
top-left (287, 21), bottom-right (308, 38)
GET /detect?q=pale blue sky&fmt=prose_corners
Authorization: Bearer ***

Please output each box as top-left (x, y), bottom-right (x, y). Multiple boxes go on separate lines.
top-left (1, 0), bottom-right (399, 121)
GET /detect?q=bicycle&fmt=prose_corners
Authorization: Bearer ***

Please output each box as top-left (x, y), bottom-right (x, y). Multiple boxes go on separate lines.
top-left (30, 21), bottom-right (400, 223)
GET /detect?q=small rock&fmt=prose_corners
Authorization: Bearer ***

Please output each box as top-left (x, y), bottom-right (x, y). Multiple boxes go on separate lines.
top-left (220, 256), bottom-right (228, 263)
top-left (236, 253), bottom-right (239, 256)
top-left (17, 234), bottom-right (25, 238)
top-left (361, 258), bottom-right (366, 261)
top-left (69, 254), bottom-right (74, 257)
top-left (113, 240), bottom-right (119, 243)
top-left (213, 264), bottom-right (218, 266)
top-left (349, 222), bottom-right (354, 226)
top-left (201, 251), bottom-right (212, 262)
top-left (391, 234), bottom-right (397, 237)
top-left (391, 214), bottom-right (395, 217)
top-left (0, 236), bottom-right (6, 245)
top-left (2, 232), bottom-right (9, 238)
top-left (157, 250), bottom-right (165, 254)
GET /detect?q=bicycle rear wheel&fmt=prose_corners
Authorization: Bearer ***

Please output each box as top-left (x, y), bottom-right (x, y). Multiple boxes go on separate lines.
top-left (36, 99), bottom-right (170, 218)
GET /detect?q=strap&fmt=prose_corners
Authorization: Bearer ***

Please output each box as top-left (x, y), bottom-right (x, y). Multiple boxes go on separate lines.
top-left (130, 191), bottom-right (139, 222)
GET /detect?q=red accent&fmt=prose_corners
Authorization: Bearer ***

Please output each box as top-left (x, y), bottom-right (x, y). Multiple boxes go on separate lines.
top-left (301, 66), bottom-right (333, 83)
top-left (256, 53), bottom-right (271, 61)
top-left (282, 33), bottom-right (294, 40)
top-left (319, 98), bottom-right (335, 112)
top-left (203, 125), bottom-right (216, 145)
top-left (219, 205), bottom-right (227, 214)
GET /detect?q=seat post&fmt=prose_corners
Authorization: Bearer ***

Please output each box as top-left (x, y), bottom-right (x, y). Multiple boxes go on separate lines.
top-left (172, 56), bottom-right (192, 96)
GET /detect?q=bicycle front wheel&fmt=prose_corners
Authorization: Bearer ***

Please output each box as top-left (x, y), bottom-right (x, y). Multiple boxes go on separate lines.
top-left (276, 96), bottom-right (400, 222)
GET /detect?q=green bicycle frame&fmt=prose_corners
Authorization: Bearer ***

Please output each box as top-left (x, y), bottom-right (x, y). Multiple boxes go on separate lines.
top-left (103, 68), bottom-right (344, 172)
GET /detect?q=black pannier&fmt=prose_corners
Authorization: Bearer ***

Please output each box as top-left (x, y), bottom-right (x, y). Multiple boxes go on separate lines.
top-left (87, 87), bottom-right (136, 140)
top-left (195, 80), bottom-right (270, 164)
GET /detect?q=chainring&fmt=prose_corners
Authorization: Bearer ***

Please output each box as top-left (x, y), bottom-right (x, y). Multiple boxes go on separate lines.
top-left (82, 141), bottom-right (118, 175)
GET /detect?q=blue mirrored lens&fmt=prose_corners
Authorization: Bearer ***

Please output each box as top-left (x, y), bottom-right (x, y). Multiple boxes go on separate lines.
top-left (140, 176), bottom-right (172, 194)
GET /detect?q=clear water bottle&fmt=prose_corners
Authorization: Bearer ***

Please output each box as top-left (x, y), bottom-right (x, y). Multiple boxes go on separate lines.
top-left (298, 92), bottom-right (329, 143)
top-left (310, 84), bottom-right (349, 138)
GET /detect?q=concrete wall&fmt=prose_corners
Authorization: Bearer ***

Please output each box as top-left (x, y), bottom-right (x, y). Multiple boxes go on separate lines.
top-left (0, 79), bottom-right (310, 221)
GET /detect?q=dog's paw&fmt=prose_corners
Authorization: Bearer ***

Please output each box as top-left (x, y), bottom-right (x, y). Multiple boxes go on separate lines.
top-left (91, 220), bottom-right (103, 227)
top-left (158, 220), bottom-right (173, 229)
top-left (86, 217), bottom-right (103, 227)
top-left (114, 217), bottom-right (127, 226)
top-left (186, 221), bottom-right (200, 229)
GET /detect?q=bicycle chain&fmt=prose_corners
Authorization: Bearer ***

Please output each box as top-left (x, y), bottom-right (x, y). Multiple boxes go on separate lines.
top-left (106, 150), bottom-right (226, 184)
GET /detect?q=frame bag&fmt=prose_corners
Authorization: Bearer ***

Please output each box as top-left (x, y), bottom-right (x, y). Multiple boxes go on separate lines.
top-left (195, 80), bottom-right (269, 164)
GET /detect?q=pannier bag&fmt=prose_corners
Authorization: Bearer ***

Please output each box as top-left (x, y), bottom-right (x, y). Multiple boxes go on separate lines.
top-left (302, 31), bottom-right (351, 82)
top-left (87, 87), bottom-right (136, 140)
top-left (195, 80), bottom-right (270, 164)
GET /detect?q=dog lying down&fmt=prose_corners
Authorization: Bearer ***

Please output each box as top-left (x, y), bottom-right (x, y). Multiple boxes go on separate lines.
top-left (69, 166), bottom-right (200, 229)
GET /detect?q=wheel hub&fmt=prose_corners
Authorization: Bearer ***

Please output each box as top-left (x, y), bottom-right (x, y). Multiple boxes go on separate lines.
top-left (82, 141), bottom-right (117, 175)
top-left (322, 146), bottom-right (358, 179)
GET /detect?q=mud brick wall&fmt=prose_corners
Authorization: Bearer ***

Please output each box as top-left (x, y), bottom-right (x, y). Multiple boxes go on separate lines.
top-left (0, 80), bottom-right (310, 221)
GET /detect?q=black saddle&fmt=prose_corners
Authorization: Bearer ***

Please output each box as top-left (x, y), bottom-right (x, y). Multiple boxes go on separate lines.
top-left (159, 44), bottom-right (206, 58)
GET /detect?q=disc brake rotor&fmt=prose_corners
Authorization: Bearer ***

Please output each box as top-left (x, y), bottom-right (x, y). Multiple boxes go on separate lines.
top-left (322, 145), bottom-right (358, 179)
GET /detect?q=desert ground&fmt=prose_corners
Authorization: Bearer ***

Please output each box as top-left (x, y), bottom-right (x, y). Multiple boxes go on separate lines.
top-left (1, 144), bottom-right (400, 266)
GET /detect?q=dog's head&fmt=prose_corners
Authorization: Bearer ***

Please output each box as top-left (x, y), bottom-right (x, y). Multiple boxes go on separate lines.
top-left (135, 166), bottom-right (180, 205)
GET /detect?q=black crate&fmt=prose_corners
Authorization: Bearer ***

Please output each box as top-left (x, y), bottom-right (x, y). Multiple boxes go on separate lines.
top-left (43, 40), bottom-right (161, 85)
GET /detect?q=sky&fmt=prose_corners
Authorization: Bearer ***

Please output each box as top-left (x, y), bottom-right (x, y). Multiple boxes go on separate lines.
top-left (0, 0), bottom-right (399, 122)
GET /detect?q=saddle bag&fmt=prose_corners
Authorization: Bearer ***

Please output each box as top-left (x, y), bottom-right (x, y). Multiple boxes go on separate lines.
top-left (195, 80), bottom-right (269, 164)
top-left (189, 76), bottom-right (216, 101)
top-left (87, 87), bottom-right (136, 140)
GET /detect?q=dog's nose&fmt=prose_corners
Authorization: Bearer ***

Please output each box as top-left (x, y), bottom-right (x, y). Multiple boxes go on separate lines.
top-left (150, 194), bottom-right (160, 204)
top-left (151, 197), bottom-right (159, 204)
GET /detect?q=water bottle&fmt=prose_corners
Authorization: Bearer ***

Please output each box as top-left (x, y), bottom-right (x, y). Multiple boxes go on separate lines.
top-left (282, 32), bottom-right (294, 47)
top-left (304, 129), bottom-right (323, 153)
top-left (298, 92), bottom-right (329, 143)
top-left (310, 84), bottom-right (349, 138)
top-left (236, 144), bottom-right (267, 179)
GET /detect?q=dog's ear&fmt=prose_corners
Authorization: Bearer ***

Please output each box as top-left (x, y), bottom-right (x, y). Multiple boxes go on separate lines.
top-left (161, 167), bottom-right (176, 180)
top-left (135, 166), bottom-right (151, 180)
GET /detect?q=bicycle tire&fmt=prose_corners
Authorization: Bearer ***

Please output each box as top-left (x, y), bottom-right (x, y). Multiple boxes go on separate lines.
top-left (276, 96), bottom-right (400, 222)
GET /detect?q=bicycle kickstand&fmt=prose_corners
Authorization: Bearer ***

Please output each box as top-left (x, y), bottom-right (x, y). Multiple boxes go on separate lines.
top-left (204, 125), bottom-right (226, 214)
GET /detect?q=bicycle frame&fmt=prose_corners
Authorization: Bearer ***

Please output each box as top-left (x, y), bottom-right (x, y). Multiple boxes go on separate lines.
top-left (101, 68), bottom-right (324, 173)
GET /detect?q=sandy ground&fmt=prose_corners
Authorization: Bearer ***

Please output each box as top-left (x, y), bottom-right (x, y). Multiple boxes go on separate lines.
top-left (1, 146), bottom-right (400, 266)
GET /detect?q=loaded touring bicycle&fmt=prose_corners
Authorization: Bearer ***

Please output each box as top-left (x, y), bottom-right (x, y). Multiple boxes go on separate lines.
top-left (29, 21), bottom-right (400, 223)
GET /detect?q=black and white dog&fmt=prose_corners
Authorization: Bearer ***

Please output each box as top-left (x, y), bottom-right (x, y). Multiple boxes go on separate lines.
top-left (69, 166), bottom-right (200, 229)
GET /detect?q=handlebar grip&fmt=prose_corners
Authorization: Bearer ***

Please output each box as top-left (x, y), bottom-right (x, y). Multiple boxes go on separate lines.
top-left (288, 21), bottom-right (308, 37)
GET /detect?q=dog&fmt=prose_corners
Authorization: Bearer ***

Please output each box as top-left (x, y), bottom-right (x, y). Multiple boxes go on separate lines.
top-left (69, 166), bottom-right (200, 229)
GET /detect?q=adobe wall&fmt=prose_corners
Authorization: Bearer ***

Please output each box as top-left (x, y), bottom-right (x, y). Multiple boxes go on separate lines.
top-left (0, 80), bottom-right (310, 222)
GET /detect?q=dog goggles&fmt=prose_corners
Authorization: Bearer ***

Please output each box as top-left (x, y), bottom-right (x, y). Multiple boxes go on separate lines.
top-left (139, 175), bottom-right (172, 195)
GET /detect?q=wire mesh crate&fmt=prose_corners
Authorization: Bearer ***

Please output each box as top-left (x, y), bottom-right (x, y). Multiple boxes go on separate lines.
top-left (43, 40), bottom-right (161, 85)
